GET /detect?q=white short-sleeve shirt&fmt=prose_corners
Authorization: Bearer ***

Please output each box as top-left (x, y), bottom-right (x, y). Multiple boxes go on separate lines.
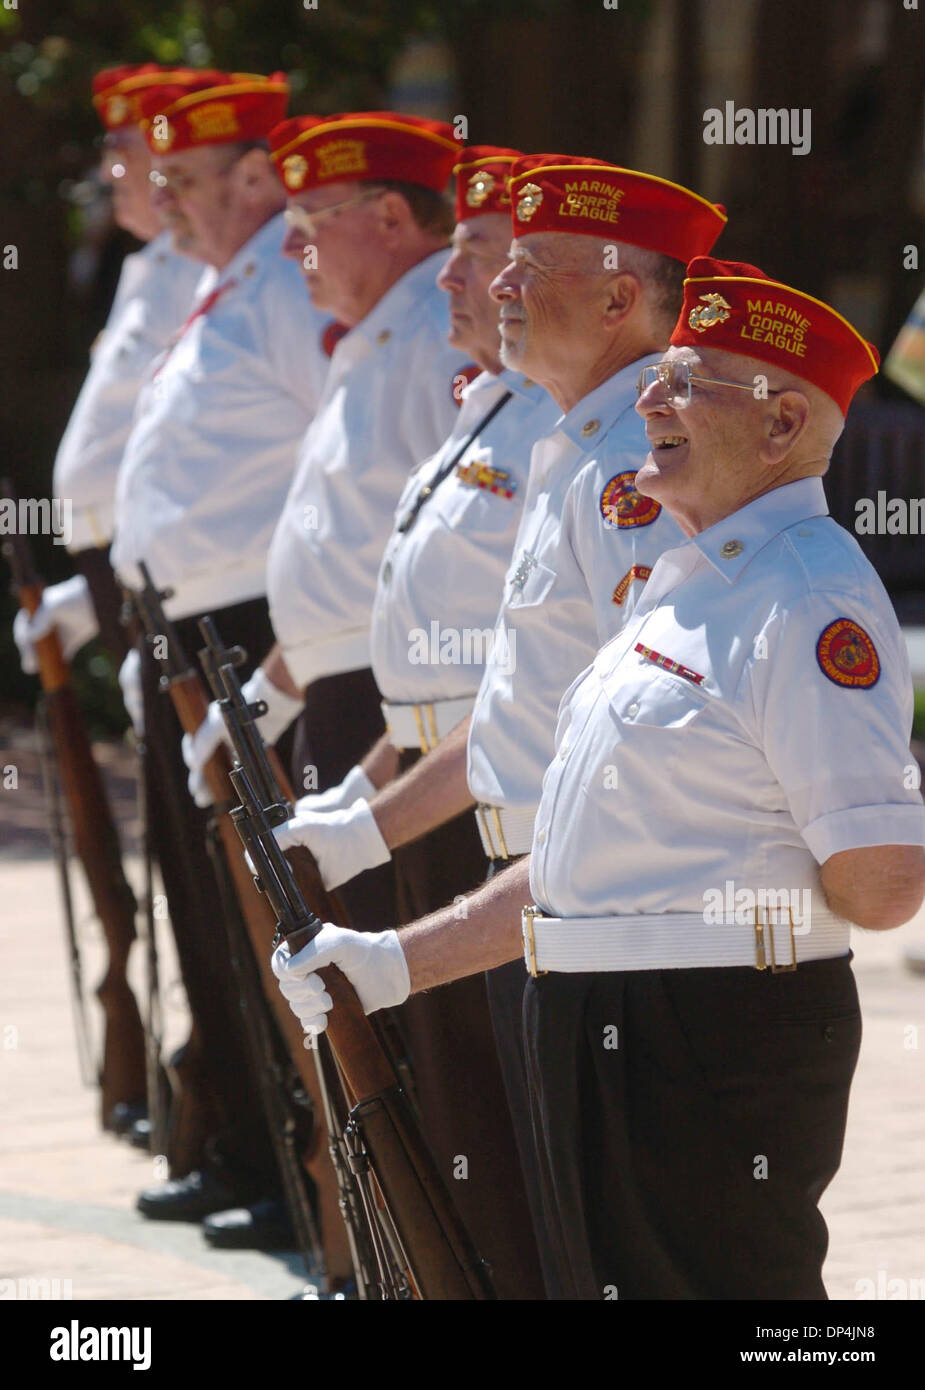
top-left (111, 213), bottom-right (331, 619)
top-left (530, 476), bottom-right (925, 918)
top-left (52, 232), bottom-right (201, 552)
top-left (466, 354), bottom-right (685, 812)
top-left (369, 368), bottom-right (560, 704)
top-left (266, 250), bottom-right (477, 690)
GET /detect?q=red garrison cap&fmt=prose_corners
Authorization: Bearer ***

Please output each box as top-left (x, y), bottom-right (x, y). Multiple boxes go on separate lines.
top-left (509, 155), bottom-right (726, 262)
top-left (672, 257), bottom-right (880, 414)
top-left (140, 72), bottom-right (289, 153)
top-left (268, 112), bottom-right (460, 194)
top-left (92, 65), bottom-right (209, 131)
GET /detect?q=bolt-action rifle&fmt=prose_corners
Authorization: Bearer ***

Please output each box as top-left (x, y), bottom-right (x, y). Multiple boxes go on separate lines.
top-left (1, 479), bottom-right (146, 1128)
top-left (133, 563), bottom-right (353, 1287)
top-left (198, 614), bottom-right (495, 1301)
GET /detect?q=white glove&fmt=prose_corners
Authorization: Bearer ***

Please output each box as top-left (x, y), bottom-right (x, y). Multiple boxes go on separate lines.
top-left (295, 763), bottom-right (376, 814)
top-left (12, 575), bottom-right (99, 674)
top-left (268, 798), bottom-right (391, 890)
top-left (271, 924), bottom-right (410, 1036)
top-left (181, 665), bottom-right (303, 808)
top-left (118, 648), bottom-right (144, 736)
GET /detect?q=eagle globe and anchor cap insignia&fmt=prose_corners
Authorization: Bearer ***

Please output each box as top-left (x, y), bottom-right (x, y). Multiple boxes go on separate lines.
top-left (106, 94), bottom-right (130, 126)
top-left (466, 169), bottom-right (495, 208)
top-left (516, 183), bottom-right (543, 222)
top-left (689, 292), bottom-right (732, 333)
top-left (600, 471), bottom-right (662, 529)
top-left (282, 154), bottom-right (309, 191)
top-left (816, 618), bottom-right (880, 689)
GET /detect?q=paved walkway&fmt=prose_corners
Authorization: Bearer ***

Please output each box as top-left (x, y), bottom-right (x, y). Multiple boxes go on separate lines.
top-left (1, 729), bottom-right (923, 1301)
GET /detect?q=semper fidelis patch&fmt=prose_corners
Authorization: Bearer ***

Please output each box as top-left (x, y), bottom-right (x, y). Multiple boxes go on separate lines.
top-left (600, 471), bottom-right (662, 529)
top-left (816, 618), bottom-right (880, 689)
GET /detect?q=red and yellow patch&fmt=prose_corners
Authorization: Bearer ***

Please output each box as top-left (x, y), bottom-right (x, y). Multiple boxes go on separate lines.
top-left (600, 471), bottom-right (662, 529)
top-left (320, 320), bottom-right (349, 358)
top-left (816, 618), bottom-right (880, 689)
top-left (452, 363), bottom-right (481, 406)
top-left (612, 564), bottom-right (652, 606)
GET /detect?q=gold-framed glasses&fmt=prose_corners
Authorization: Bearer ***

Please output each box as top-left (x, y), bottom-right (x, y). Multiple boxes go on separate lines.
top-left (284, 188), bottom-right (386, 241)
top-left (637, 359), bottom-right (780, 409)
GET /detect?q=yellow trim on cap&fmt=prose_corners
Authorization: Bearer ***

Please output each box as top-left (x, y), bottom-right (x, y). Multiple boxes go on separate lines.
top-left (452, 153), bottom-right (519, 175)
top-left (683, 275), bottom-right (879, 371)
top-left (270, 128), bottom-right (320, 162)
top-left (285, 115), bottom-right (460, 154)
top-left (162, 78), bottom-right (289, 118)
top-left (509, 162), bottom-right (727, 223)
top-left (93, 70), bottom-right (207, 101)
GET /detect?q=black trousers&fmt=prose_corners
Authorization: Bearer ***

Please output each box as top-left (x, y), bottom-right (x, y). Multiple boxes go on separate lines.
top-left (393, 761), bottom-right (545, 1301)
top-left (73, 545), bottom-right (130, 663)
top-left (138, 594), bottom-right (279, 1191)
top-left (523, 955), bottom-right (862, 1300)
top-left (291, 666), bottom-right (397, 931)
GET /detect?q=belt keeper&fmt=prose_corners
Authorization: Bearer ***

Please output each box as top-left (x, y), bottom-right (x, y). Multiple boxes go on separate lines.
top-left (412, 704), bottom-right (429, 755)
top-left (753, 906), bottom-right (798, 973)
top-left (522, 905), bottom-right (546, 978)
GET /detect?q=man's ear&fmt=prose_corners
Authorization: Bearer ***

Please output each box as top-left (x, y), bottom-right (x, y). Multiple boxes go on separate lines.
top-left (603, 270), bottom-right (642, 326)
top-left (758, 389), bottom-right (810, 465)
top-left (375, 190), bottom-right (413, 246)
top-left (234, 148), bottom-right (274, 202)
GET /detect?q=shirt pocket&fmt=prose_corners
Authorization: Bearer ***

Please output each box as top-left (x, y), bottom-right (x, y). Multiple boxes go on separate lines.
top-left (506, 556), bottom-right (557, 609)
top-left (437, 474), bottom-right (520, 534)
top-left (603, 668), bottom-right (710, 729)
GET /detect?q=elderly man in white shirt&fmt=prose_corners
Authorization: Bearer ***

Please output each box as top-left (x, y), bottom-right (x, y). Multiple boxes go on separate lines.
top-left (13, 65), bottom-right (202, 691)
top-left (182, 111), bottom-right (476, 941)
top-left (107, 72), bottom-right (334, 1236)
top-left (265, 155), bottom-right (727, 1291)
top-left (273, 258), bottom-right (925, 1299)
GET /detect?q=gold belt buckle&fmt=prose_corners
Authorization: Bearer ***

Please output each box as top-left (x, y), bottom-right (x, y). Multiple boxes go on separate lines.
top-left (523, 906), bottom-right (547, 978)
top-left (754, 907), bottom-right (798, 973)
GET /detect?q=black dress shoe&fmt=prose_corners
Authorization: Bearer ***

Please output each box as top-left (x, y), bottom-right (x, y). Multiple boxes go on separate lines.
top-left (107, 1102), bottom-right (148, 1136)
top-left (136, 1169), bottom-right (239, 1222)
top-left (202, 1197), bottom-right (294, 1251)
top-left (129, 1118), bottom-right (153, 1150)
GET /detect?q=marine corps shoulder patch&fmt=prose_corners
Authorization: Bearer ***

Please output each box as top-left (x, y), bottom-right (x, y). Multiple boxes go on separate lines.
top-left (321, 320), bottom-right (349, 358)
top-left (816, 618), bottom-right (880, 689)
top-left (600, 471), bottom-right (661, 528)
top-left (452, 363), bottom-right (481, 406)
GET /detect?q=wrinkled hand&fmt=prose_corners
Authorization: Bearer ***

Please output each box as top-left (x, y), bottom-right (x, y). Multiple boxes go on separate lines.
top-left (267, 798), bottom-right (390, 890)
top-left (294, 763), bottom-right (376, 815)
top-left (271, 924), bottom-right (410, 1036)
top-left (13, 575), bottom-right (99, 674)
top-left (118, 648), bottom-right (144, 737)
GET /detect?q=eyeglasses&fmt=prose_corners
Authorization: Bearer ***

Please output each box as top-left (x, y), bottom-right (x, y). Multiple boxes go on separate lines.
top-left (284, 188), bottom-right (385, 241)
top-left (636, 359), bottom-right (781, 409)
top-left (148, 151), bottom-right (248, 194)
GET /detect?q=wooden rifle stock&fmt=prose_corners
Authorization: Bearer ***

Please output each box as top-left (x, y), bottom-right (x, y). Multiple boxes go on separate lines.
top-left (133, 570), bottom-right (352, 1281)
top-left (1, 483), bottom-right (146, 1127)
top-left (199, 617), bottom-right (494, 1300)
